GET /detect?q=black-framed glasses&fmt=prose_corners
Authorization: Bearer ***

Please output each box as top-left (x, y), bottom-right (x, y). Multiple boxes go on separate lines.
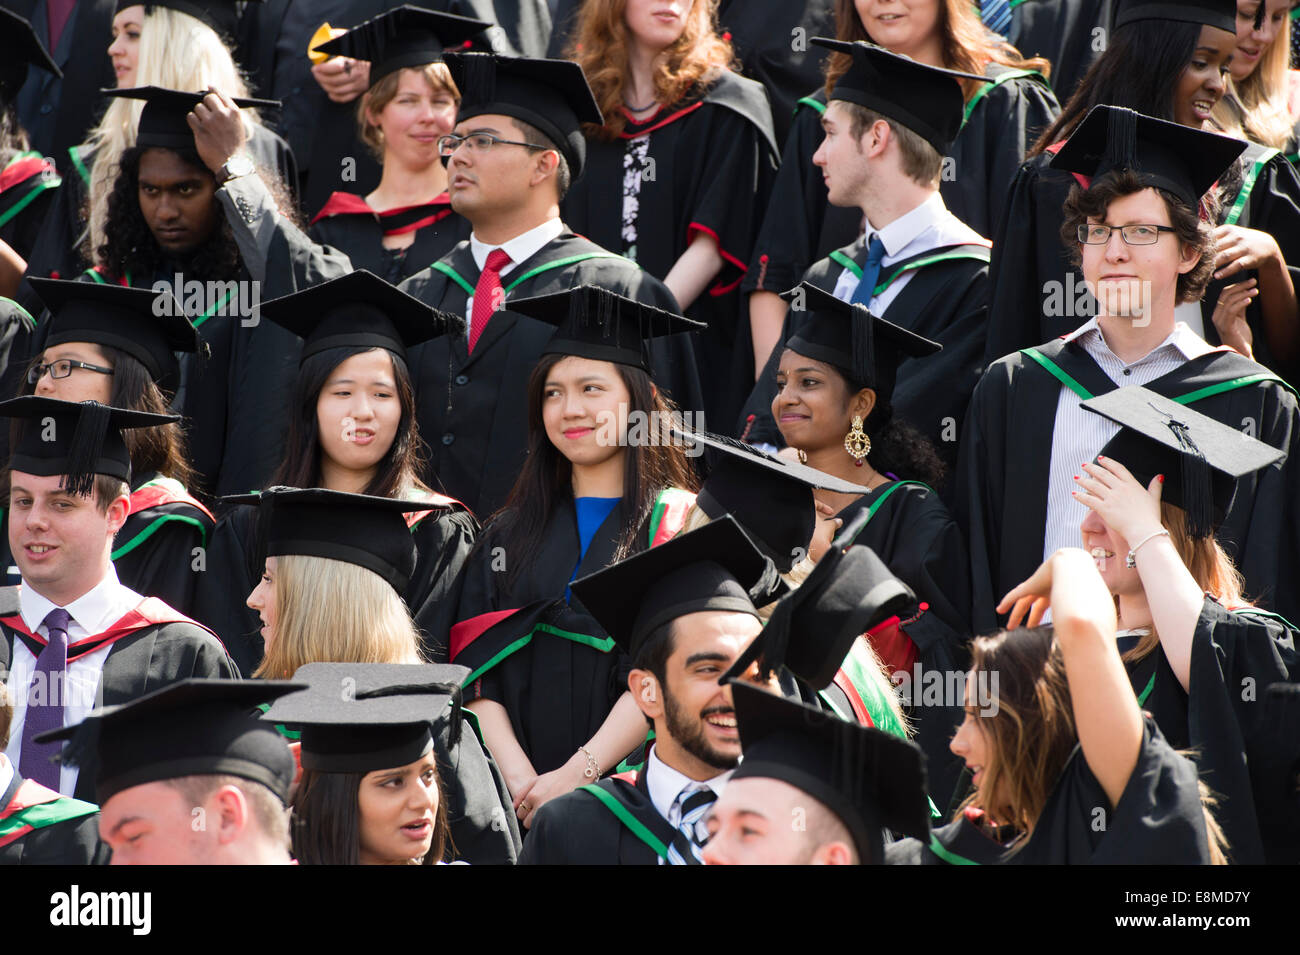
top-left (1077, 224), bottom-right (1177, 246)
top-left (28, 359), bottom-right (115, 384)
top-left (437, 132), bottom-right (550, 158)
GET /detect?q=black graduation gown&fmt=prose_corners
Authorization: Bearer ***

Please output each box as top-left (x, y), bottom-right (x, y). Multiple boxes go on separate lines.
top-left (190, 492), bottom-right (478, 676)
top-left (562, 70), bottom-right (779, 432)
top-left (0, 149), bottom-right (59, 263)
top-left (16, 123), bottom-right (301, 315)
top-left (743, 68), bottom-right (1059, 308)
top-left (835, 480), bottom-right (973, 814)
top-left (1122, 599), bottom-right (1299, 865)
top-left (308, 191), bottom-right (471, 284)
top-left (432, 704), bottom-right (522, 864)
top-left (400, 231), bottom-right (704, 517)
top-left (737, 234), bottom-right (990, 471)
top-left (0, 768), bottom-right (109, 865)
top-left (450, 495), bottom-right (653, 776)
top-left (0, 471), bottom-right (214, 619)
top-left (985, 142), bottom-right (1300, 383)
top-left (885, 715), bottom-right (1214, 864)
top-left (518, 768), bottom-right (676, 865)
top-left (0, 585), bottom-right (239, 801)
top-left (956, 337), bottom-right (1300, 634)
top-left (1007, 0), bottom-right (1115, 105)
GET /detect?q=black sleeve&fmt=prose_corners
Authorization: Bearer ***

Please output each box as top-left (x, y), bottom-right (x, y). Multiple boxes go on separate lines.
top-left (189, 506), bottom-right (264, 677)
top-left (410, 509), bottom-right (480, 662)
top-left (975, 77), bottom-right (1060, 240)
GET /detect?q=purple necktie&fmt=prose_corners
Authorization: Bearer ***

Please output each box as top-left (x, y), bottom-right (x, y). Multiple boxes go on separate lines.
top-left (19, 608), bottom-right (72, 790)
top-left (48, 0), bottom-right (76, 51)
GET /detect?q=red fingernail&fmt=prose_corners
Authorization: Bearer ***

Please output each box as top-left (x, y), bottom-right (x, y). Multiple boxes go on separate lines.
top-left (1073, 474), bottom-right (1079, 480)
top-left (1157, 474), bottom-right (1165, 483)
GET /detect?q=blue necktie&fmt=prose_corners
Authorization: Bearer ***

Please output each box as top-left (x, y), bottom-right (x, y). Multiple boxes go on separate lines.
top-left (850, 235), bottom-right (886, 308)
top-left (20, 608), bottom-right (72, 790)
top-left (666, 787), bottom-right (717, 865)
top-left (982, 0), bottom-right (1012, 37)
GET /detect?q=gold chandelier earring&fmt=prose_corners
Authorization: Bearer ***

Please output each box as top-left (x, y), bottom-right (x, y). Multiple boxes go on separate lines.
top-left (844, 415), bottom-right (871, 467)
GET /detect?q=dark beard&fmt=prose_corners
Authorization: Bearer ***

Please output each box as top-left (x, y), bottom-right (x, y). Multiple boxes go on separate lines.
top-left (663, 687), bottom-right (738, 772)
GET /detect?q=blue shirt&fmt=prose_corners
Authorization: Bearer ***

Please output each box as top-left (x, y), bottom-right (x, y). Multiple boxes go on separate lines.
top-left (567, 496), bottom-right (620, 600)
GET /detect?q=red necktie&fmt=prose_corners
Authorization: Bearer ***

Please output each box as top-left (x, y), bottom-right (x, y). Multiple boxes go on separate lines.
top-left (468, 248), bottom-right (511, 353)
top-left (48, 0), bottom-right (76, 51)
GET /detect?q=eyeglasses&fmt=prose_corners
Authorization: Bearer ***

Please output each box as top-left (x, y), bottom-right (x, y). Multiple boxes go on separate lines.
top-left (437, 132), bottom-right (551, 158)
top-left (1077, 224), bottom-right (1177, 246)
top-left (28, 359), bottom-right (115, 384)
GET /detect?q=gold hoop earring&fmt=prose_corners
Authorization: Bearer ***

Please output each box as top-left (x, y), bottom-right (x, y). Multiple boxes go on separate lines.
top-left (844, 415), bottom-right (871, 466)
top-left (796, 448), bottom-right (807, 464)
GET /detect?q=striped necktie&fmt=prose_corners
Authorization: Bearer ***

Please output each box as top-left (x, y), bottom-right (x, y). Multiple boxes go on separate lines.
top-left (666, 787), bottom-right (717, 865)
top-left (981, 0), bottom-right (1013, 37)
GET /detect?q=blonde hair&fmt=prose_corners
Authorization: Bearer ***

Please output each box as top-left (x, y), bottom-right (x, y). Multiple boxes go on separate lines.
top-left (253, 554), bottom-right (423, 679)
top-left (357, 63), bottom-right (460, 162)
top-left (85, 6), bottom-right (258, 263)
top-left (1213, 12), bottom-right (1294, 149)
top-left (678, 503), bottom-right (909, 734)
top-left (1121, 501), bottom-right (1247, 665)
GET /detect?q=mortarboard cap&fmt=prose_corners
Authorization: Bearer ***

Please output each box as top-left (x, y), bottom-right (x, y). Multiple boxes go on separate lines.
top-left (28, 277), bottom-right (198, 393)
top-left (259, 269), bottom-right (462, 363)
top-left (782, 282), bottom-right (941, 396)
top-left (442, 52), bottom-right (603, 179)
top-left (35, 679), bottom-right (302, 805)
top-left (220, 487), bottom-right (427, 594)
top-left (811, 38), bottom-right (990, 155)
top-left (722, 507), bottom-right (916, 688)
top-left (115, 0), bottom-right (261, 40)
top-left (729, 680), bottom-right (930, 863)
top-left (1081, 386), bottom-right (1285, 538)
top-left (1049, 105), bottom-right (1246, 208)
top-left (508, 285), bottom-right (703, 374)
top-left (105, 86), bottom-right (281, 150)
top-left (676, 427), bottom-right (869, 573)
top-left (263, 663), bottom-right (465, 773)
top-left (1113, 0), bottom-right (1237, 34)
top-left (316, 5), bottom-right (491, 84)
top-left (1, 396), bottom-right (177, 496)
top-left (0, 8), bottom-right (60, 100)
top-left (571, 515), bottom-right (787, 661)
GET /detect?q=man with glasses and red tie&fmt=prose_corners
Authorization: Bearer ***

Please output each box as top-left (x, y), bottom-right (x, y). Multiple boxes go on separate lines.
top-left (400, 52), bottom-right (703, 518)
top-left (956, 104), bottom-right (1300, 634)
top-left (0, 396), bottom-right (236, 803)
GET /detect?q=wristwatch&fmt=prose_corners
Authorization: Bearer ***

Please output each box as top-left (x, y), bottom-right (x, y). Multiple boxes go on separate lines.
top-left (220, 152), bottom-right (255, 183)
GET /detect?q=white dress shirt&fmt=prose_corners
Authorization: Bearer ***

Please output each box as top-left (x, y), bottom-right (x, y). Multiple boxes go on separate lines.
top-left (831, 192), bottom-right (988, 314)
top-left (645, 743), bottom-right (732, 865)
top-left (464, 217), bottom-right (566, 324)
top-left (1042, 317), bottom-right (1216, 564)
top-left (4, 567), bottom-right (144, 795)
top-left (0, 753), bottom-right (13, 799)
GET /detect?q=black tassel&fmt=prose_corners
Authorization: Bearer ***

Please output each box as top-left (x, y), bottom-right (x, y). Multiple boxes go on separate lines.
top-left (460, 52), bottom-right (497, 102)
top-left (850, 301), bottom-right (875, 388)
top-left (63, 401), bottom-right (111, 498)
top-left (1254, 2), bottom-right (1265, 31)
top-left (1105, 107), bottom-right (1139, 175)
top-left (754, 593), bottom-right (794, 683)
top-left (1166, 417), bottom-right (1213, 538)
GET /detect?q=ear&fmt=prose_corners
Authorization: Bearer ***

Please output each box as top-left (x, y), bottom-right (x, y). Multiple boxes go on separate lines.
top-left (628, 668), bottom-right (664, 721)
top-left (529, 148), bottom-right (560, 189)
top-left (105, 493), bottom-right (131, 535)
top-left (811, 840), bottom-right (856, 866)
top-left (851, 386), bottom-right (876, 421)
top-left (212, 785), bottom-right (250, 846)
top-left (1176, 240), bottom-right (1200, 276)
top-left (864, 119), bottom-right (891, 159)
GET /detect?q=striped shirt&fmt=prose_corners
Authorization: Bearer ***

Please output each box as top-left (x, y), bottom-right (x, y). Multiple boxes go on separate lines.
top-left (1042, 318), bottom-right (1216, 562)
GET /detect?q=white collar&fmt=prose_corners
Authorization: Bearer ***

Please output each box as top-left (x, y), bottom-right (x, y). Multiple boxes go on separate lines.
top-left (469, 218), bottom-right (565, 272)
top-left (865, 192), bottom-right (947, 258)
top-left (645, 743), bottom-right (732, 821)
top-left (1063, 317), bottom-right (1215, 362)
top-left (19, 564), bottom-right (132, 637)
top-left (0, 753), bottom-right (12, 797)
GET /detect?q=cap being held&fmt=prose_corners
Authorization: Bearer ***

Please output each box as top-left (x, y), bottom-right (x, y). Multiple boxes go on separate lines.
top-left (104, 86), bottom-right (281, 151)
top-left (315, 5), bottom-right (491, 84)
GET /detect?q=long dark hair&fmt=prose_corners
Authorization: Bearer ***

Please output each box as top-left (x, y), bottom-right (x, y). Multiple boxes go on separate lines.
top-left (21, 346), bottom-right (194, 487)
top-left (487, 354), bottom-right (699, 594)
top-left (270, 346), bottom-right (430, 498)
top-left (96, 144), bottom-right (242, 283)
top-left (1032, 20), bottom-right (1202, 154)
top-left (291, 765), bottom-right (450, 865)
top-left (836, 365), bottom-right (946, 488)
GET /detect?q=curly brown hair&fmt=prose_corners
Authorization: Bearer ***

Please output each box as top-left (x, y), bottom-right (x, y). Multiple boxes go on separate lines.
top-left (1059, 168), bottom-right (1219, 305)
top-left (568, 0), bottom-right (736, 141)
top-left (826, 0), bottom-right (1050, 101)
